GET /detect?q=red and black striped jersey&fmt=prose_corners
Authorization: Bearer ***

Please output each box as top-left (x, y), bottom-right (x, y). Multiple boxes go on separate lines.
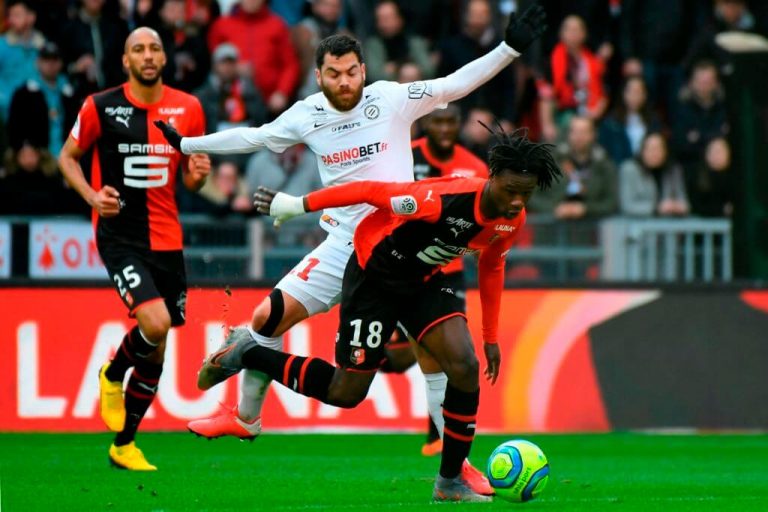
top-left (71, 83), bottom-right (205, 250)
top-left (411, 137), bottom-right (489, 274)
top-left (305, 177), bottom-right (524, 343)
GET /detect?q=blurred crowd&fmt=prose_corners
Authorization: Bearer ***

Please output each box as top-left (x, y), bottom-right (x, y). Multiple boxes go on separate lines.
top-left (0, 0), bottom-right (765, 223)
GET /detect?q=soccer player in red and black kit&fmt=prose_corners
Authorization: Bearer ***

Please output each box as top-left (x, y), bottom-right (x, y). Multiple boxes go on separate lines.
top-left (59, 27), bottom-right (210, 470)
top-left (386, 104), bottom-right (490, 456)
top-left (198, 129), bottom-right (560, 502)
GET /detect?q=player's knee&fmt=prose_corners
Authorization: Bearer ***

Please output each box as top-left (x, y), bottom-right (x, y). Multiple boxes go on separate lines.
top-left (444, 355), bottom-right (479, 388)
top-left (140, 313), bottom-right (171, 344)
top-left (251, 289), bottom-right (285, 337)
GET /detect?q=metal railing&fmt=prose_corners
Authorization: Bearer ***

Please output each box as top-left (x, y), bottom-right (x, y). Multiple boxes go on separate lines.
top-left (600, 217), bottom-right (732, 282)
top-left (0, 214), bottom-right (733, 283)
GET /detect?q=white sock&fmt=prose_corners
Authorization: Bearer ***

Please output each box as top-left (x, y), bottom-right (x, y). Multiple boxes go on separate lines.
top-left (424, 372), bottom-right (448, 440)
top-left (237, 328), bottom-right (284, 421)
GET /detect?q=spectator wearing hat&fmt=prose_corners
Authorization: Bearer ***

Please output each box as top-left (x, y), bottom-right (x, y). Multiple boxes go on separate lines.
top-left (195, 43), bottom-right (267, 133)
top-left (7, 42), bottom-right (79, 158)
top-left (0, 0), bottom-right (46, 120)
top-left (207, 0), bottom-right (300, 116)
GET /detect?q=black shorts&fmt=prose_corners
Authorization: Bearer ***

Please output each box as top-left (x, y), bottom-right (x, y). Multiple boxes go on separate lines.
top-left (336, 255), bottom-right (466, 371)
top-left (98, 241), bottom-right (187, 326)
top-left (387, 270), bottom-right (467, 347)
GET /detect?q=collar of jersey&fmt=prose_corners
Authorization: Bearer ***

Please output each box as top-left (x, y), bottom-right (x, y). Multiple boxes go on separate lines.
top-left (122, 83), bottom-right (167, 109)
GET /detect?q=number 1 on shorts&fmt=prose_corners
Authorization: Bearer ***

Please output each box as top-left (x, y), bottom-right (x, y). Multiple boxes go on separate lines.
top-left (294, 257), bottom-right (320, 281)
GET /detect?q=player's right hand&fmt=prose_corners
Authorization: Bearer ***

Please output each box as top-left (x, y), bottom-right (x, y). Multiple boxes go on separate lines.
top-left (154, 120), bottom-right (183, 152)
top-left (90, 186), bottom-right (121, 218)
top-left (504, 1), bottom-right (547, 52)
top-left (253, 185), bottom-right (307, 228)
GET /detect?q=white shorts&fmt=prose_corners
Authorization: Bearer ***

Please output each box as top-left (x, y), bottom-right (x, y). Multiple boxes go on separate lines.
top-left (275, 233), bottom-right (354, 316)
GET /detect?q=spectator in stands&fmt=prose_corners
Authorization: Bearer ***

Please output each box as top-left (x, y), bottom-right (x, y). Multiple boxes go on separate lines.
top-left (672, 60), bottom-right (728, 173)
top-left (0, 0), bottom-right (45, 120)
top-left (363, 0), bottom-right (435, 83)
top-left (207, 0), bottom-right (300, 116)
top-left (527, 115), bottom-right (617, 219)
top-left (156, 0), bottom-right (210, 92)
top-left (7, 42), bottom-right (78, 159)
top-left (685, 0), bottom-right (760, 71)
top-left (243, 144), bottom-right (321, 199)
top-left (0, 141), bottom-right (83, 215)
top-left (547, 15), bottom-right (607, 130)
top-left (58, 0), bottom-right (129, 100)
top-left (178, 160), bottom-right (251, 216)
top-left (459, 107), bottom-right (494, 159)
top-left (687, 137), bottom-right (734, 217)
top-left (618, 132), bottom-right (689, 217)
top-left (437, 0), bottom-right (516, 122)
top-left (598, 76), bottom-right (661, 165)
top-left (196, 43), bottom-right (267, 132)
top-left (292, 0), bottom-right (348, 99)
top-left (619, 0), bottom-right (705, 121)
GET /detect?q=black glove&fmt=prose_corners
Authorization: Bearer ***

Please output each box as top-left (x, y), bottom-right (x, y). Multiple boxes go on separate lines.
top-left (154, 120), bottom-right (183, 151)
top-left (504, 1), bottom-right (547, 52)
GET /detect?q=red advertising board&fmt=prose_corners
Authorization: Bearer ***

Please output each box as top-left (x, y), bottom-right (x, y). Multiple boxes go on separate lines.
top-left (4, 286), bottom-right (734, 433)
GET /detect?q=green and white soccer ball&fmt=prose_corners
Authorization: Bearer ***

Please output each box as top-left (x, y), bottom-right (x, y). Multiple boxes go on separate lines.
top-left (486, 439), bottom-right (549, 502)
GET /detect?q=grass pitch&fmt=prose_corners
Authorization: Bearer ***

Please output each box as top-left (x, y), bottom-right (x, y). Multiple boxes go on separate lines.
top-left (2, 433), bottom-right (767, 511)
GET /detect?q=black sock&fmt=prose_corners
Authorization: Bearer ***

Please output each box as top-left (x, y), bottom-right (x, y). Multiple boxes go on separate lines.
top-left (427, 415), bottom-right (441, 443)
top-left (114, 360), bottom-right (162, 446)
top-left (242, 345), bottom-right (335, 403)
top-left (105, 326), bottom-right (157, 382)
top-left (439, 383), bottom-right (479, 479)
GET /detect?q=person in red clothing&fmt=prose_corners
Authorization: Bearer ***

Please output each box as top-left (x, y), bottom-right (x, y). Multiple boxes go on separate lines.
top-left (58, 27), bottom-right (211, 471)
top-left (207, 0), bottom-right (300, 115)
top-left (549, 15), bottom-right (607, 124)
top-left (197, 129), bottom-right (561, 502)
top-left (388, 104), bottom-right (489, 456)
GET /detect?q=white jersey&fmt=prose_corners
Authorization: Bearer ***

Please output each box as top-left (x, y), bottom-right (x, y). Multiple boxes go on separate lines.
top-left (181, 42), bottom-right (520, 238)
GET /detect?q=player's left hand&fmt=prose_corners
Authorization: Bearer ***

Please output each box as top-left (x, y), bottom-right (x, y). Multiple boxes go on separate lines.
top-left (188, 153), bottom-right (211, 184)
top-left (154, 120), bottom-right (183, 151)
top-left (254, 185), bottom-right (307, 228)
top-left (483, 342), bottom-right (501, 385)
top-left (504, 1), bottom-right (547, 52)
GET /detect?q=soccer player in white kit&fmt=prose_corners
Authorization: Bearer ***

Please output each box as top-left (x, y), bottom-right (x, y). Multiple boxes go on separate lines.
top-left (155, 2), bottom-right (546, 495)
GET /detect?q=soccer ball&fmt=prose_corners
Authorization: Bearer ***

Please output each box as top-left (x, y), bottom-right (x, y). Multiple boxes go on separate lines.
top-left (486, 439), bottom-right (549, 502)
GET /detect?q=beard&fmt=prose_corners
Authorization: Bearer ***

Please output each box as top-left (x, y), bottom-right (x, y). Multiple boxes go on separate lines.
top-left (129, 65), bottom-right (162, 87)
top-left (320, 81), bottom-right (363, 112)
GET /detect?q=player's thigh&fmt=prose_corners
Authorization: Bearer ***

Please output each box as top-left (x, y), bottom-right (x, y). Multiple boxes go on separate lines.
top-left (147, 250), bottom-right (188, 328)
top-left (411, 271), bottom-right (467, 374)
top-left (99, 243), bottom-right (167, 323)
top-left (398, 276), bottom-right (478, 385)
top-left (274, 234), bottom-right (352, 318)
top-left (411, 340), bottom-right (443, 374)
top-left (336, 256), bottom-right (399, 372)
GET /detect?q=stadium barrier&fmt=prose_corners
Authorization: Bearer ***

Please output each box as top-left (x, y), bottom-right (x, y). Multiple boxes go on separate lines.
top-left (2, 286), bottom-right (767, 433)
top-left (0, 215), bottom-right (732, 283)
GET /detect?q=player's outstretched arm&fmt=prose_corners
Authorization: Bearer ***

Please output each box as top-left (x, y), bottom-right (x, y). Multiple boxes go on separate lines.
top-left (154, 120), bottom-right (293, 156)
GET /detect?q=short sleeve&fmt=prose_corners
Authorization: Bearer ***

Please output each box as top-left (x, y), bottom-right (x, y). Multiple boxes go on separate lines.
top-left (70, 96), bottom-right (101, 151)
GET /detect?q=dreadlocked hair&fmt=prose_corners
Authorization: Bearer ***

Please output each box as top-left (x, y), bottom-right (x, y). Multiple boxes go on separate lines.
top-left (480, 123), bottom-right (562, 190)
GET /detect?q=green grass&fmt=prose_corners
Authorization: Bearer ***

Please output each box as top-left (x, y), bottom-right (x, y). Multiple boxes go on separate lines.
top-left (2, 433), bottom-right (768, 511)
